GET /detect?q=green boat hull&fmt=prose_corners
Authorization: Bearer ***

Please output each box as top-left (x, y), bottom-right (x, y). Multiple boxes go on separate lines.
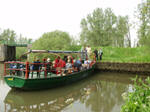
top-left (4, 66), bottom-right (95, 90)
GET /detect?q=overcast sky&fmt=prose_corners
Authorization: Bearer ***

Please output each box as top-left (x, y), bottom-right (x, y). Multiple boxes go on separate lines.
top-left (0, 0), bottom-right (141, 42)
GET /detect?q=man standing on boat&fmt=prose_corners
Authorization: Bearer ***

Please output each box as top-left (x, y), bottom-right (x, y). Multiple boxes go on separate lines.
top-left (86, 45), bottom-right (92, 59)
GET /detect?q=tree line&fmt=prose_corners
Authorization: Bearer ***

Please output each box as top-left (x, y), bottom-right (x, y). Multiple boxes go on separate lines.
top-left (0, 0), bottom-right (149, 58)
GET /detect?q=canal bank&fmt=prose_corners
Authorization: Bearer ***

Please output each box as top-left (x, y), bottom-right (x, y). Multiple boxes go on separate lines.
top-left (96, 62), bottom-right (150, 74)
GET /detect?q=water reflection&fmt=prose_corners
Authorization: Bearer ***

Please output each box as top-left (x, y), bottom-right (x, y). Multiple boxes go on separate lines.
top-left (3, 72), bottom-right (140, 112)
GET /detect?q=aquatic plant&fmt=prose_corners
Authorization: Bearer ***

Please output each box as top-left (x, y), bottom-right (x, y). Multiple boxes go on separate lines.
top-left (121, 76), bottom-right (150, 112)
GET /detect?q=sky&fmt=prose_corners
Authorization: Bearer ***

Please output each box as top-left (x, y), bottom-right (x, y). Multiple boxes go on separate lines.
top-left (0, 0), bottom-right (141, 43)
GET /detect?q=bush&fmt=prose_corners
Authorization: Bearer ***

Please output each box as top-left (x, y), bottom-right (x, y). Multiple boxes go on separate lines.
top-left (121, 76), bottom-right (150, 112)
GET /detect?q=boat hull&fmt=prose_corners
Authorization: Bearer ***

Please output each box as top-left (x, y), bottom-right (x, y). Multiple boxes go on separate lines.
top-left (4, 67), bottom-right (95, 90)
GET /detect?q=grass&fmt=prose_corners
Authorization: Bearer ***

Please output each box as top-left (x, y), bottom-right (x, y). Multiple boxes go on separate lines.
top-left (92, 46), bottom-right (150, 63)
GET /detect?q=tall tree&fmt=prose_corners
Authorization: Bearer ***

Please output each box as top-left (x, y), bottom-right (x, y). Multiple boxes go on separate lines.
top-left (137, 0), bottom-right (150, 46)
top-left (0, 29), bottom-right (16, 43)
top-left (115, 16), bottom-right (130, 47)
top-left (80, 8), bottom-right (130, 47)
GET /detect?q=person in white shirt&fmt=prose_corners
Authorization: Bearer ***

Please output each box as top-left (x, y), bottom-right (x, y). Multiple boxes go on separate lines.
top-left (86, 45), bottom-right (91, 59)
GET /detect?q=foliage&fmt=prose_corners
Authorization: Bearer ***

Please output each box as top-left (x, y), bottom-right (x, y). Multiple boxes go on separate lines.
top-left (80, 8), bottom-right (131, 47)
top-left (137, 0), bottom-right (150, 47)
top-left (0, 29), bottom-right (16, 43)
top-left (30, 30), bottom-right (81, 61)
top-left (16, 35), bottom-right (32, 59)
top-left (121, 76), bottom-right (150, 112)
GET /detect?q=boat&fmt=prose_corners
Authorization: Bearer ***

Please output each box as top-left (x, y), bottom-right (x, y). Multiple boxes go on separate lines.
top-left (4, 50), bottom-right (96, 90)
top-left (4, 78), bottom-right (96, 111)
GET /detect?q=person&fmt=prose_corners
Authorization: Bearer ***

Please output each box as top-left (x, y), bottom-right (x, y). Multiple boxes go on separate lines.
top-left (86, 45), bottom-right (92, 59)
top-left (82, 58), bottom-right (91, 69)
top-left (54, 56), bottom-right (60, 68)
top-left (46, 58), bottom-right (52, 75)
top-left (66, 60), bottom-right (72, 74)
top-left (94, 49), bottom-right (98, 61)
top-left (63, 55), bottom-right (68, 63)
top-left (98, 48), bottom-right (103, 60)
top-left (32, 59), bottom-right (41, 78)
top-left (73, 59), bottom-right (82, 71)
top-left (81, 45), bottom-right (87, 61)
top-left (41, 58), bottom-right (47, 71)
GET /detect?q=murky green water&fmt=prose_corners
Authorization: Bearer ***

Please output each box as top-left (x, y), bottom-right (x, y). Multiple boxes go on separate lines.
top-left (0, 63), bottom-right (147, 112)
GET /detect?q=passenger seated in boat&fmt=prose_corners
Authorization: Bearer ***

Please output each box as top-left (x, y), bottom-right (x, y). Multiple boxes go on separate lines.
top-left (51, 61), bottom-right (56, 73)
top-left (19, 64), bottom-right (26, 76)
top-left (63, 55), bottom-right (68, 63)
top-left (46, 58), bottom-right (52, 74)
top-left (59, 58), bottom-right (66, 75)
top-left (31, 59), bottom-right (41, 78)
top-left (41, 58), bottom-right (47, 73)
top-left (54, 56), bottom-right (60, 68)
top-left (73, 59), bottom-right (82, 72)
top-left (9, 62), bottom-right (16, 75)
top-left (82, 58), bottom-right (91, 69)
top-left (66, 60), bottom-right (72, 74)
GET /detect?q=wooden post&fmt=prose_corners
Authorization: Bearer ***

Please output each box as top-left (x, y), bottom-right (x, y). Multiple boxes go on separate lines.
top-left (25, 61), bottom-right (29, 79)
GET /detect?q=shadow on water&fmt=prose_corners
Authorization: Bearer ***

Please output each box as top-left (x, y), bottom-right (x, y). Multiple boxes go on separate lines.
top-left (3, 71), bottom-right (144, 112)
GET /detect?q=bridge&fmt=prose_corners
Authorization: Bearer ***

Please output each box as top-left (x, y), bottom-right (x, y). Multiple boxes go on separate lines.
top-left (0, 40), bottom-right (28, 47)
top-left (0, 41), bottom-right (31, 61)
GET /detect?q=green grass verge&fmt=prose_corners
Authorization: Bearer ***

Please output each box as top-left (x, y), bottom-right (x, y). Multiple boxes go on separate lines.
top-left (92, 46), bottom-right (150, 63)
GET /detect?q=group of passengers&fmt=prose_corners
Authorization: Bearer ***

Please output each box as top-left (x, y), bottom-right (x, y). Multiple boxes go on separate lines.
top-left (52, 55), bottom-right (93, 76)
top-left (8, 52), bottom-right (95, 77)
top-left (29, 55), bottom-right (94, 77)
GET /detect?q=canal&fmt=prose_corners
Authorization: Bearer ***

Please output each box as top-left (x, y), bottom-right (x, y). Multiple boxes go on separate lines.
top-left (0, 63), bottom-right (147, 112)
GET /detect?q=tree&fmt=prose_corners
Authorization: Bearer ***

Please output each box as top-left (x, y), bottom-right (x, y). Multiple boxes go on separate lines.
top-left (0, 29), bottom-right (16, 43)
top-left (30, 30), bottom-right (77, 60)
top-left (80, 8), bottom-right (131, 47)
top-left (32, 30), bottom-right (72, 50)
top-left (137, 0), bottom-right (150, 46)
top-left (115, 16), bottom-right (130, 47)
top-left (16, 35), bottom-right (33, 59)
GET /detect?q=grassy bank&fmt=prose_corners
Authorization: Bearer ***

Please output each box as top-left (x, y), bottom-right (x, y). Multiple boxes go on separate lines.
top-left (16, 46), bottom-right (150, 63)
top-left (93, 46), bottom-right (150, 63)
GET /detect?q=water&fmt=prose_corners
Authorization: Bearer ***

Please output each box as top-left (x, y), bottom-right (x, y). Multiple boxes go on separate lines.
top-left (0, 63), bottom-right (146, 112)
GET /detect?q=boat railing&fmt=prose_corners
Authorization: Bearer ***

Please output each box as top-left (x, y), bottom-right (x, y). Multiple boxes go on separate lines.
top-left (4, 61), bottom-right (53, 79)
top-left (4, 60), bottom-right (96, 79)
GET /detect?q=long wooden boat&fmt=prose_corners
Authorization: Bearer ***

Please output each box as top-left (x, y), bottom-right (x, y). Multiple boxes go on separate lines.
top-left (4, 50), bottom-right (96, 90)
top-left (4, 78), bottom-right (96, 111)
